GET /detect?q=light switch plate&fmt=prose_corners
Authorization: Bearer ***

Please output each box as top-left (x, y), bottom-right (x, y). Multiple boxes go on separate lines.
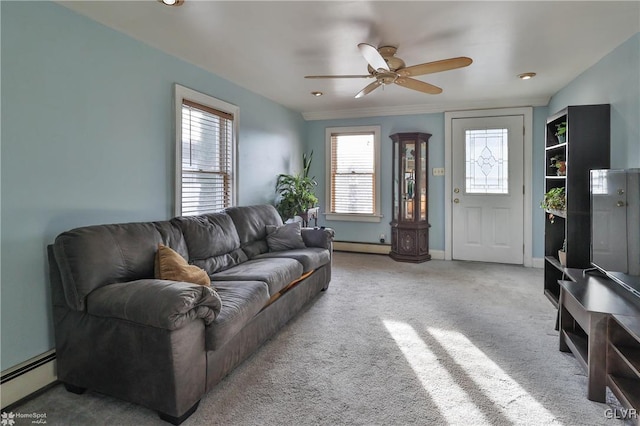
top-left (433, 167), bottom-right (445, 176)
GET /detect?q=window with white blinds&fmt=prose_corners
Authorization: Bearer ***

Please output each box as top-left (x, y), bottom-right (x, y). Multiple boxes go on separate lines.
top-left (175, 85), bottom-right (238, 216)
top-left (325, 126), bottom-right (381, 222)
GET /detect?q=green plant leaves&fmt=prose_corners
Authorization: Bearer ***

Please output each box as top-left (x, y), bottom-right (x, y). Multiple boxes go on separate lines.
top-left (540, 187), bottom-right (566, 211)
top-left (275, 152), bottom-right (318, 221)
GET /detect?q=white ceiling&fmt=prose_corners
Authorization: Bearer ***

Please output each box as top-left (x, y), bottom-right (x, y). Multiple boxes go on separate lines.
top-left (59, 1), bottom-right (640, 120)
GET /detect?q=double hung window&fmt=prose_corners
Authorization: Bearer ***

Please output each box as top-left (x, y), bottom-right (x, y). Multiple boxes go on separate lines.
top-left (174, 84), bottom-right (238, 216)
top-left (325, 126), bottom-right (381, 222)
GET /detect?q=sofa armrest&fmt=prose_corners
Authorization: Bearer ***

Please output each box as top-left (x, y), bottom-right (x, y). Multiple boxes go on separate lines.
top-left (301, 227), bottom-right (335, 250)
top-left (87, 279), bottom-right (222, 330)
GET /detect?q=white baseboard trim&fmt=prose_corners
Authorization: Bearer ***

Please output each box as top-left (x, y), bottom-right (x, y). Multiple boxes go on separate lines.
top-left (430, 250), bottom-right (445, 260)
top-left (1, 350), bottom-right (57, 410)
top-left (532, 257), bottom-right (545, 268)
top-left (333, 241), bottom-right (446, 260)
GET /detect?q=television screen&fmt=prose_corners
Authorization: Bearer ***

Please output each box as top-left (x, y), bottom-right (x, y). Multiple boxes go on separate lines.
top-left (590, 169), bottom-right (640, 298)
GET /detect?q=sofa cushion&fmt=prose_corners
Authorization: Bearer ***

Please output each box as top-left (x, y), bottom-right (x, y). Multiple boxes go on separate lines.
top-left (155, 244), bottom-right (211, 286)
top-left (53, 221), bottom-right (185, 311)
top-left (225, 205), bottom-right (283, 258)
top-left (253, 247), bottom-right (330, 273)
top-left (172, 213), bottom-right (248, 275)
top-left (266, 222), bottom-right (306, 252)
top-left (88, 279), bottom-right (222, 329)
top-left (210, 258), bottom-right (303, 296)
top-left (205, 280), bottom-right (270, 351)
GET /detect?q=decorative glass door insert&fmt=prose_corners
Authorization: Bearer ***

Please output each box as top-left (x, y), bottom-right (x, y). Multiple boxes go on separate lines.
top-left (465, 128), bottom-right (508, 194)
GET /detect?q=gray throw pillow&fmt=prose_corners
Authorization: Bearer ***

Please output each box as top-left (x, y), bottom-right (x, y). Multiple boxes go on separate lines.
top-left (266, 222), bottom-right (306, 252)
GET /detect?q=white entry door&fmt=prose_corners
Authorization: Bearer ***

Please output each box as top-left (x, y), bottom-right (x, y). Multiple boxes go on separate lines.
top-left (451, 115), bottom-right (524, 264)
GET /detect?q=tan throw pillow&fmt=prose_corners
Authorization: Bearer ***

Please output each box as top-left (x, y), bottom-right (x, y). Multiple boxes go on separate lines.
top-left (155, 244), bottom-right (211, 287)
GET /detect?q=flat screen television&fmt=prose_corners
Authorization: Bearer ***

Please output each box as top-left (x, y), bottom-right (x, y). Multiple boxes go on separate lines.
top-left (590, 169), bottom-right (640, 298)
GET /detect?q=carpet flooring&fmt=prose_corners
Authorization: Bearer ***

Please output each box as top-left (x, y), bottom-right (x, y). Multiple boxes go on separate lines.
top-left (9, 253), bottom-right (630, 425)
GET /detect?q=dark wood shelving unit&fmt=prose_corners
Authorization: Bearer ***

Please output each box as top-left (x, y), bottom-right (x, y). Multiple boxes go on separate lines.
top-left (543, 262), bottom-right (582, 307)
top-left (543, 105), bottom-right (611, 306)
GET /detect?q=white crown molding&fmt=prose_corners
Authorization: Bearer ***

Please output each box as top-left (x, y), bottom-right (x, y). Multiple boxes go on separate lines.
top-left (302, 96), bottom-right (550, 121)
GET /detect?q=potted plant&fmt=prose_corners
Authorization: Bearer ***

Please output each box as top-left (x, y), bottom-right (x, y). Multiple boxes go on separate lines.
top-left (558, 238), bottom-right (567, 267)
top-left (555, 121), bottom-right (567, 143)
top-left (540, 187), bottom-right (566, 223)
top-left (275, 151), bottom-right (318, 222)
top-left (550, 155), bottom-right (566, 176)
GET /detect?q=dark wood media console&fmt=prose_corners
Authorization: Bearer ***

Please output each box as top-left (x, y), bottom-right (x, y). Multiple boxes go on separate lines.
top-left (558, 271), bottom-right (640, 405)
top-left (607, 314), bottom-right (640, 425)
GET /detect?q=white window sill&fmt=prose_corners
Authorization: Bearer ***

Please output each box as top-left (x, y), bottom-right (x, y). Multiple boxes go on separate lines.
top-left (324, 213), bottom-right (382, 223)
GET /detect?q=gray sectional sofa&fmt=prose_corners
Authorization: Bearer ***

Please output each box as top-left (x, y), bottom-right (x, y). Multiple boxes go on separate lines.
top-left (47, 204), bottom-right (333, 424)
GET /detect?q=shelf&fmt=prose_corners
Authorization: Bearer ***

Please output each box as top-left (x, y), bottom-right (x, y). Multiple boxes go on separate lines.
top-left (611, 345), bottom-right (640, 377)
top-left (545, 258), bottom-right (585, 282)
top-left (545, 255), bottom-right (563, 270)
top-left (607, 315), bottom-right (640, 422)
top-left (544, 289), bottom-right (559, 308)
top-left (563, 330), bottom-right (588, 372)
top-left (545, 142), bottom-right (567, 151)
top-left (543, 258), bottom-right (584, 308)
top-left (614, 314), bottom-right (640, 341)
top-left (544, 208), bottom-right (566, 219)
top-left (607, 375), bottom-right (640, 417)
top-left (545, 175), bottom-right (567, 179)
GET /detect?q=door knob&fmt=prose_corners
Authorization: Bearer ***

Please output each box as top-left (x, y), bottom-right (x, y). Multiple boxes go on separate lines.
top-left (617, 200), bottom-right (625, 207)
top-left (454, 198), bottom-right (460, 204)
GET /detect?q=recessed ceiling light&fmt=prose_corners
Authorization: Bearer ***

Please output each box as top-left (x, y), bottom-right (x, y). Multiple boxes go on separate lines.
top-left (158, 0), bottom-right (184, 6)
top-left (518, 72), bottom-right (537, 80)
top-left (311, 91), bottom-right (323, 97)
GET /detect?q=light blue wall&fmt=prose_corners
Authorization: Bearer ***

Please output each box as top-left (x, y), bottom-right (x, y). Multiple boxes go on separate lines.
top-left (304, 34), bottom-right (640, 259)
top-left (549, 33), bottom-right (640, 168)
top-left (1, 2), bottom-right (305, 370)
top-left (306, 114), bottom-right (446, 248)
top-left (532, 106), bottom-right (550, 258)
top-left (308, 109), bottom-right (548, 258)
top-left (3, 2), bottom-right (636, 373)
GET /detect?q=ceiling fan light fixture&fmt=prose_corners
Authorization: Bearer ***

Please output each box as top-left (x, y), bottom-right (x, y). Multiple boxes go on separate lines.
top-left (306, 44), bottom-right (472, 98)
top-left (311, 91), bottom-right (323, 97)
top-left (518, 72), bottom-right (536, 80)
top-left (158, 0), bottom-right (184, 6)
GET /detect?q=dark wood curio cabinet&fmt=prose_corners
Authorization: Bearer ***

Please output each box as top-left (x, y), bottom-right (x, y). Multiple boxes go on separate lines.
top-left (390, 132), bottom-right (431, 262)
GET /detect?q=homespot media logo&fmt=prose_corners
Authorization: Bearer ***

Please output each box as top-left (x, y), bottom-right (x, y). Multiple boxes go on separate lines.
top-left (1, 412), bottom-right (47, 425)
top-left (605, 407), bottom-right (638, 420)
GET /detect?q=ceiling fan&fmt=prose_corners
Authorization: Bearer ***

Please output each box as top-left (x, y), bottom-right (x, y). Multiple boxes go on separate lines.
top-left (305, 44), bottom-right (472, 98)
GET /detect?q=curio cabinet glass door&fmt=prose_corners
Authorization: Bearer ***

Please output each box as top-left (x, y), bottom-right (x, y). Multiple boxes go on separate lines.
top-left (390, 132), bottom-right (431, 262)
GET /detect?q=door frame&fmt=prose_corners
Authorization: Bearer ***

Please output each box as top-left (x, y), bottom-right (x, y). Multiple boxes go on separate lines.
top-left (444, 107), bottom-right (533, 266)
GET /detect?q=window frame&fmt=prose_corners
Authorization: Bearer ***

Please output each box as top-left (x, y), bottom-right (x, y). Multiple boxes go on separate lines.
top-left (174, 84), bottom-right (239, 216)
top-left (325, 125), bottom-right (382, 222)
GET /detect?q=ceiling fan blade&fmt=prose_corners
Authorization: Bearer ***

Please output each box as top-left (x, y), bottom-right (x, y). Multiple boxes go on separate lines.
top-left (305, 75), bottom-right (373, 79)
top-left (398, 57), bottom-right (472, 77)
top-left (357, 43), bottom-right (390, 72)
top-left (355, 80), bottom-right (382, 98)
top-left (395, 77), bottom-right (442, 94)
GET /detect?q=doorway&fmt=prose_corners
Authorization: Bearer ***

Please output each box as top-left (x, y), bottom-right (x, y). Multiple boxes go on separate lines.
top-left (444, 108), bottom-right (533, 266)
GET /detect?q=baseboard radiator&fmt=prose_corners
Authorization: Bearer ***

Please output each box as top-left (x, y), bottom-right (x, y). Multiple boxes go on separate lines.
top-left (333, 241), bottom-right (392, 255)
top-left (1, 350), bottom-right (57, 410)
top-left (333, 241), bottom-right (445, 259)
